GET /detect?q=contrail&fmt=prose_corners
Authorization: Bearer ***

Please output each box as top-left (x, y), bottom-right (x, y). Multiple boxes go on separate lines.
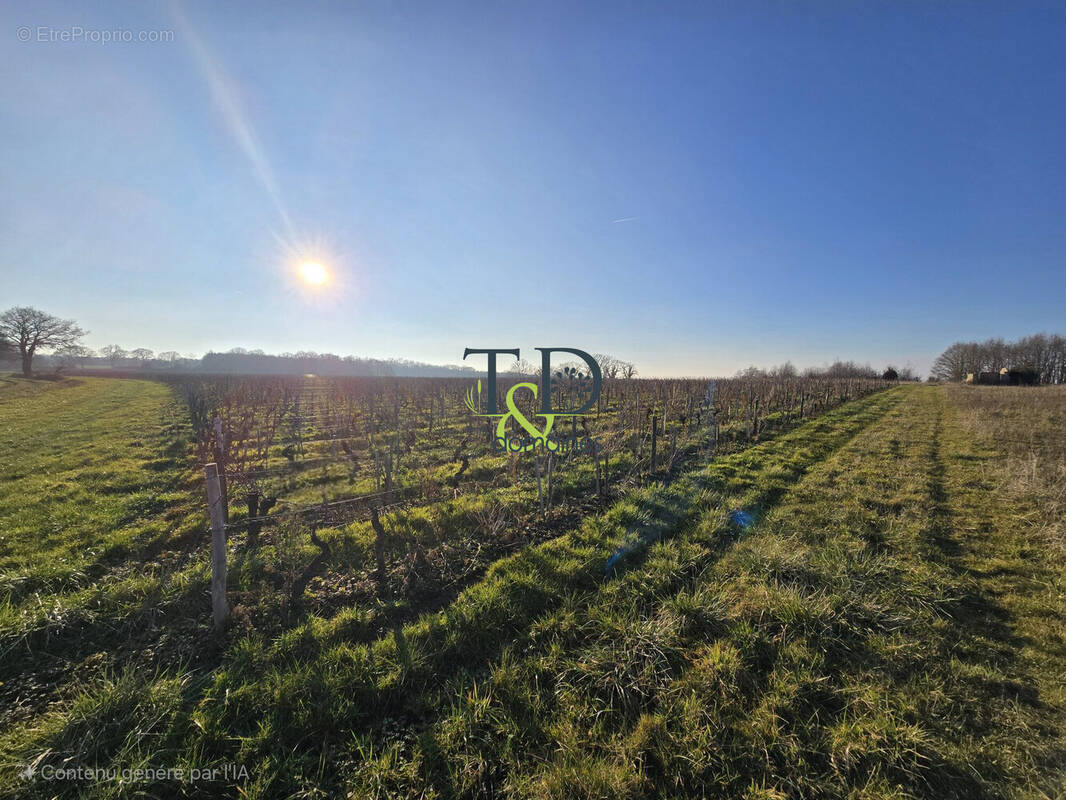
top-left (169, 2), bottom-right (295, 239)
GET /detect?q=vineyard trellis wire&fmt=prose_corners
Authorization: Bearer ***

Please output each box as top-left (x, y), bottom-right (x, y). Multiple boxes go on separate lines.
top-left (178, 373), bottom-right (894, 628)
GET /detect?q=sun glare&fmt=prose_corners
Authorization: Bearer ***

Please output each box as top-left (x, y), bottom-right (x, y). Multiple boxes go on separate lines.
top-left (298, 260), bottom-right (329, 286)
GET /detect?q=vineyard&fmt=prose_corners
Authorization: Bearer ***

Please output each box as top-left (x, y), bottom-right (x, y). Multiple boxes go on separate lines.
top-left (4, 375), bottom-right (1065, 799)
top-left (170, 372), bottom-right (889, 634)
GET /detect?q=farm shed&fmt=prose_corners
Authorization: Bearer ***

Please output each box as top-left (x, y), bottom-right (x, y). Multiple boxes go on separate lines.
top-left (964, 367), bottom-right (1039, 386)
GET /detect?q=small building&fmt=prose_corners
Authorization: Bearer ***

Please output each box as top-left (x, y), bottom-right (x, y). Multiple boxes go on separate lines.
top-left (964, 367), bottom-right (1038, 386)
top-left (1005, 367), bottom-right (1039, 386)
top-left (965, 371), bottom-right (1001, 385)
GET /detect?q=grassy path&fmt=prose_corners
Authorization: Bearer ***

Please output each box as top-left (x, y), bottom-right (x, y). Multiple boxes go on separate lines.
top-left (927, 388), bottom-right (1066, 797)
top-left (0, 378), bottom-right (196, 778)
top-left (340, 386), bottom-right (1066, 798)
top-left (0, 377), bottom-right (189, 586)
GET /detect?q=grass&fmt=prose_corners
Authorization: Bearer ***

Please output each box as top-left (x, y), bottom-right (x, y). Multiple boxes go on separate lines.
top-left (0, 378), bottom-right (203, 772)
top-left (2, 380), bottom-right (898, 795)
top-left (0, 377), bottom-right (190, 586)
top-left (341, 385), bottom-right (1066, 798)
top-left (944, 384), bottom-right (1066, 553)
top-left (2, 379), bottom-right (1064, 798)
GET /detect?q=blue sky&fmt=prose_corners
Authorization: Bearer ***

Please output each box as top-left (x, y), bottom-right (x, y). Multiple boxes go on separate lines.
top-left (2, 1), bottom-right (1064, 377)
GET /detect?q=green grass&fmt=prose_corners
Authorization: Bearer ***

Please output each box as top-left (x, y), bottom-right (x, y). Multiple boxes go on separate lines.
top-left (0, 377), bottom-right (189, 582)
top-left (335, 386), bottom-right (1066, 799)
top-left (1, 379), bottom-right (900, 796)
top-left (3, 379), bottom-right (1064, 799)
top-left (0, 377), bottom-right (202, 769)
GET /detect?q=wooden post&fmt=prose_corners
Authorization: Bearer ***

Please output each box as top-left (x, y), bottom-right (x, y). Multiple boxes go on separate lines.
top-left (370, 507), bottom-right (388, 589)
top-left (650, 415), bottom-right (658, 473)
top-left (535, 456), bottom-right (544, 515)
top-left (204, 463), bottom-right (228, 630)
top-left (245, 490), bottom-right (259, 551)
top-left (211, 417), bottom-right (229, 522)
top-left (546, 453), bottom-right (554, 511)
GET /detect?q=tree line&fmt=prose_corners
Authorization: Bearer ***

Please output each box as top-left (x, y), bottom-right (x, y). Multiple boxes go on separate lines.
top-left (0, 307), bottom-right (477, 378)
top-left (735, 360), bottom-right (919, 382)
top-left (931, 333), bottom-right (1066, 384)
top-left (0, 305), bottom-right (907, 382)
top-left (11, 305), bottom-right (1059, 386)
top-left (0, 307), bottom-right (633, 379)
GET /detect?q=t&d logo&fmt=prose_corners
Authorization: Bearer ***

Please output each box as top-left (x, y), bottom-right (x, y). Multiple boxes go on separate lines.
top-left (462, 347), bottom-right (602, 454)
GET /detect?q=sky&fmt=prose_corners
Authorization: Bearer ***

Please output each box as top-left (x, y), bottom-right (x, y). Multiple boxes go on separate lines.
top-left (2, 1), bottom-right (1064, 377)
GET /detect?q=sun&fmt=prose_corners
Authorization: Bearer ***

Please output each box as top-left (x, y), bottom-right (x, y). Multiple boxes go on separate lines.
top-left (298, 260), bottom-right (329, 286)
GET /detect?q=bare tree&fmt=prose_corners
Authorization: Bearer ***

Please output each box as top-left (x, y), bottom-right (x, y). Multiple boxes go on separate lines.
top-left (931, 342), bottom-right (968, 381)
top-left (0, 307), bottom-right (86, 377)
top-left (130, 348), bottom-right (155, 365)
top-left (932, 333), bottom-right (1066, 384)
top-left (770, 361), bottom-right (797, 378)
top-left (594, 354), bottom-right (621, 381)
top-left (53, 344), bottom-right (93, 372)
top-left (735, 365), bottom-right (767, 379)
top-left (99, 344), bottom-right (127, 367)
top-left (506, 358), bottom-right (536, 376)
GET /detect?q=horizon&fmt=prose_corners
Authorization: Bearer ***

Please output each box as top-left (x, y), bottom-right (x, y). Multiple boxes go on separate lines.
top-left (9, 340), bottom-right (920, 381)
top-left (4, 1), bottom-right (1066, 376)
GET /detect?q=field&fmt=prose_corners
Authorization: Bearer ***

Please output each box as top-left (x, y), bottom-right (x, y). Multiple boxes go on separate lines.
top-left (1, 376), bottom-right (1064, 798)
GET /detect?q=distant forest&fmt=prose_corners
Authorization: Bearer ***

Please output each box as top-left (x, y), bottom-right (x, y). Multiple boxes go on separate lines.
top-left (196, 350), bottom-right (477, 377)
top-left (1, 347), bottom-right (479, 378)
top-left (932, 333), bottom-right (1066, 384)
top-left (733, 360), bottom-right (919, 381)
top-left (9, 336), bottom-right (1064, 383)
